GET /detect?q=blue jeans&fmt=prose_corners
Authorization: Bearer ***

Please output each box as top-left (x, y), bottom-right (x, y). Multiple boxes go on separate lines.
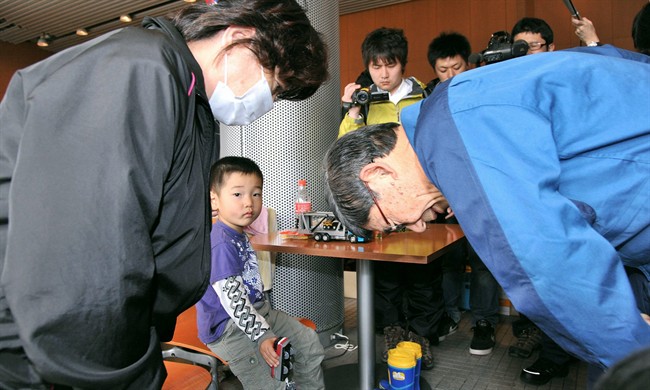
top-left (467, 244), bottom-right (500, 326)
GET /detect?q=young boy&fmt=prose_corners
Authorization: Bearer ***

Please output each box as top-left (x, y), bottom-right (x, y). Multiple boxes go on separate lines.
top-left (197, 156), bottom-right (325, 389)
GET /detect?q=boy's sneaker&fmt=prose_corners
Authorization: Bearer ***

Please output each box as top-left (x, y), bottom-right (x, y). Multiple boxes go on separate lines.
top-left (381, 325), bottom-right (405, 362)
top-left (407, 330), bottom-right (435, 370)
top-left (437, 315), bottom-right (459, 342)
top-left (469, 319), bottom-right (495, 355)
top-left (520, 357), bottom-right (570, 385)
top-left (509, 325), bottom-right (542, 358)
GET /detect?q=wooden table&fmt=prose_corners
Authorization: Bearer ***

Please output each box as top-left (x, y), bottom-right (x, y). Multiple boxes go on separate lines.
top-left (250, 223), bottom-right (465, 390)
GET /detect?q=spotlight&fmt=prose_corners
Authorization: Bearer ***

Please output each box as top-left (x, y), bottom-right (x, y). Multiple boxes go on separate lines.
top-left (76, 28), bottom-right (89, 36)
top-left (119, 14), bottom-right (133, 23)
top-left (37, 33), bottom-right (51, 47)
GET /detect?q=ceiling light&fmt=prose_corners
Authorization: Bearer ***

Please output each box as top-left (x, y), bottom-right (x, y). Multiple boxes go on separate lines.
top-left (37, 33), bottom-right (51, 47)
top-left (76, 28), bottom-right (88, 36)
top-left (119, 14), bottom-right (133, 23)
top-left (183, 0), bottom-right (197, 2)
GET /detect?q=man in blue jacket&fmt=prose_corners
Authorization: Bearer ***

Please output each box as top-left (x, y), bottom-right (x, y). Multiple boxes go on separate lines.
top-left (323, 46), bottom-right (650, 373)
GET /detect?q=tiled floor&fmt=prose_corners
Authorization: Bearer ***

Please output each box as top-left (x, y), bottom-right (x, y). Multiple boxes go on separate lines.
top-left (216, 297), bottom-right (588, 389)
top-left (320, 298), bottom-right (588, 390)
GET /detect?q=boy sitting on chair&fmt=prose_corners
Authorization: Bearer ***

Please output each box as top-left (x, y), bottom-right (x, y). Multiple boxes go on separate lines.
top-left (197, 156), bottom-right (325, 389)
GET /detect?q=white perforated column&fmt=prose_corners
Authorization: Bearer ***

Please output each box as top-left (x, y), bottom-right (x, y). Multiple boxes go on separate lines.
top-left (220, 0), bottom-right (342, 346)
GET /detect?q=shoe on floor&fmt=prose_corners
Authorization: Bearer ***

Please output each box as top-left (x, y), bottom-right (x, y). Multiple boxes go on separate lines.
top-left (508, 325), bottom-right (542, 358)
top-left (437, 314), bottom-right (459, 342)
top-left (520, 357), bottom-right (570, 385)
top-left (407, 330), bottom-right (435, 370)
top-left (469, 319), bottom-right (495, 355)
top-left (381, 325), bottom-right (405, 363)
top-left (511, 317), bottom-right (535, 338)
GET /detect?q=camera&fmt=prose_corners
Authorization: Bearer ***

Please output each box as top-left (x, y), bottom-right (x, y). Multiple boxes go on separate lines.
top-left (350, 88), bottom-right (389, 106)
top-left (469, 31), bottom-right (529, 65)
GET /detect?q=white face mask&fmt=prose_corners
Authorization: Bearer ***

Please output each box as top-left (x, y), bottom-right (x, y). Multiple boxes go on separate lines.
top-left (209, 52), bottom-right (274, 126)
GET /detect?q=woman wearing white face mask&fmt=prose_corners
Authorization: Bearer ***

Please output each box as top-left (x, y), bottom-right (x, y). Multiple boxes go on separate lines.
top-left (185, 1), bottom-right (329, 126)
top-left (0, 1), bottom-right (328, 389)
top-left (195, 30), bottom-right (276, 126)
top-left (208, 48), bottom-right (275, 126)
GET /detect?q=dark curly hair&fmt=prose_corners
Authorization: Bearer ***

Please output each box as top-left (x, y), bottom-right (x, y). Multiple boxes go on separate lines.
top-left (172, 0), bottom-right (329, 101)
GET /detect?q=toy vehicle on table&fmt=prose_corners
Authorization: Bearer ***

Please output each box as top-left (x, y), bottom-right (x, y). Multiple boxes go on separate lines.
top-left (297, 211), bottom-right (368, 243)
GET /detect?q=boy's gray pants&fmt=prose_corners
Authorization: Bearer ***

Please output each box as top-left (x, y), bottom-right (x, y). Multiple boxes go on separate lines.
top-left (207, 300), bottom-right (325, 389)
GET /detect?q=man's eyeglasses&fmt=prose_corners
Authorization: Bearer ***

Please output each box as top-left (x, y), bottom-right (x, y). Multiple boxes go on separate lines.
top-left (527, 42), bottom-right (548, 51)
top-left (363, 182), bottom-right (405, 235)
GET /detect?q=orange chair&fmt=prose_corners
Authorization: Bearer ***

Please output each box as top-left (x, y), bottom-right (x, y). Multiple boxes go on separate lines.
top-left (162, 305), bottom-right (225, 390)
top-left (161, 342), bottom-right (219, 390)
top-left (161, 305), bottom-right (317, 389)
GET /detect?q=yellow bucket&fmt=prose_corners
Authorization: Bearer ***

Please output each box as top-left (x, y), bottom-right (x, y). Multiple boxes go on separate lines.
top-left (386, 348), bottom-right (416, 389)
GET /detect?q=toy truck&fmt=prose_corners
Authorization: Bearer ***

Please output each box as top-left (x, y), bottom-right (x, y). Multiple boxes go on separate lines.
top-left (297, 211), bottom-right (368, 243)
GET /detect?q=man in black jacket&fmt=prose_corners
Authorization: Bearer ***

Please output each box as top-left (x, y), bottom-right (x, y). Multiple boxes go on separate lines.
top-left (0, 1), bottom-right (327, 388)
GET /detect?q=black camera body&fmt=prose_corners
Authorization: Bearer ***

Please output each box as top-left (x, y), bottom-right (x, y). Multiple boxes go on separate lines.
top-left (469, 31), bottom-right (529, 65)
top-left (351, 88), bottom-right (389, 106)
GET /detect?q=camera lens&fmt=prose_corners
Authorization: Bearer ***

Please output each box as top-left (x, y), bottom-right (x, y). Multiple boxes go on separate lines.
top-left (353, 89), bottom-right (370, 105)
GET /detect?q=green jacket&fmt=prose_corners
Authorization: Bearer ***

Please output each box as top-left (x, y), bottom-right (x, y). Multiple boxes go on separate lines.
top-left (338, 76), bottom-right (427, 138)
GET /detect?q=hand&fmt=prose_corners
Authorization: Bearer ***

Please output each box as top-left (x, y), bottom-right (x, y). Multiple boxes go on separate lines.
top-left (571, 17), bottom-right (600, 44)
top-left (260, 338), bottom-right (280, 368)
top-left (341, 82), bottom-right (361, 103)
top-left (444, 207), bottom-right (455, 219)
top-left (342, 82), bottom-right (362, 119)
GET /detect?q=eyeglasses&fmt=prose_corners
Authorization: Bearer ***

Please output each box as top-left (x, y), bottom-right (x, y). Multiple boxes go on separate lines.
top-left (363, 182), bottom-right (405, 235)
top-left (527, 42), bottom-right (548, 51)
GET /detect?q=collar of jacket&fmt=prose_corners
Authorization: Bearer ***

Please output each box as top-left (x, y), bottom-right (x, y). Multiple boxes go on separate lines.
top-left (141, 16), bottom-right (209, 102)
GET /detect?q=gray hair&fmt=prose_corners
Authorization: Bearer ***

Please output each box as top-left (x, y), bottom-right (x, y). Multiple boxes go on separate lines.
top-left (323, 122), bottom-right (400, 238)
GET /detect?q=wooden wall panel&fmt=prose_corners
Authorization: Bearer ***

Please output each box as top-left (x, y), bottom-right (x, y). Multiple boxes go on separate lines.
top-left (402, 1), bottom-right (436, 81)
top-left (339, 0), bottom-right (647, 92)
top-left (610, 0), bottom-right (647, 48)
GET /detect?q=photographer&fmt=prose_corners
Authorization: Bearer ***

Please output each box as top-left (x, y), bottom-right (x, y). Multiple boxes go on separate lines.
top-left (338, 27), bottom-right (439, 371)
top-left (425, 32), bottom-right (471, 92)
top-left (338, 27), bottom-right (428, 138)
top-left (511, 17), bottom-right (556, 54)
